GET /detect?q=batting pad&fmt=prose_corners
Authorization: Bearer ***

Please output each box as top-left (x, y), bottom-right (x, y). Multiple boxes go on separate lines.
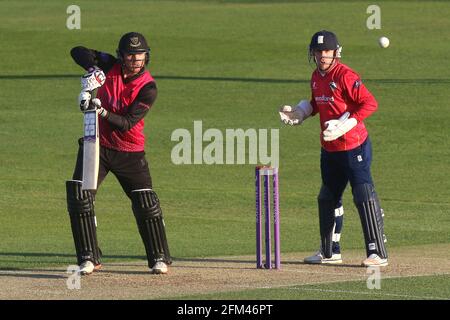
top-left (66, 180), bottom-right (101, 265)
top-left (353, 183), bottom-right (388, 259)
top-left (131, 189), bottom-right (172, 267)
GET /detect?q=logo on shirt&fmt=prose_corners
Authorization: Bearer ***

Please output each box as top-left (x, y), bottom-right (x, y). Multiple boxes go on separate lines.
top-left (353, 80), bottom-right (362, 88)
top-left (329, 81), bottom-right (337, 90)
top-left (312, 82), bottom-right (317, 90)
top-left (315, 95), bottom-right (334, 102)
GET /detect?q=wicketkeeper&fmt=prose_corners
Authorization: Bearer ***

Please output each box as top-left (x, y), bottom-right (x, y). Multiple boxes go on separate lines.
top-left (66, 32), bottom-right (172, 275)
top-left (279, 30), bottom-right (388, 267)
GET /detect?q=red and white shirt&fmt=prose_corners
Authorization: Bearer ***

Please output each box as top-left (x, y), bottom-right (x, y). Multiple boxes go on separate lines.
top-left (97, 63), bottom-right (154, 152)
top-left (310, 62), bottom-right (378, 152)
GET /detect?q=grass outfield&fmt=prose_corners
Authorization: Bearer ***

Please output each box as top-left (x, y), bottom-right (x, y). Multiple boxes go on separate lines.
top-left (0, 0), bottom-right (449, 299)
top-left (175, 275), bottom-right (450, 300)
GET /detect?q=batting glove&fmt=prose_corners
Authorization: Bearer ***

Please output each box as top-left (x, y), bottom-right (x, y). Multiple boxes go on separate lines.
top-left (81, 67), bottom-right (106, 92)
top-left (90, 98), bottom-right (108, 118)
top-left (323, 112), bottom-right (357, 141)
top-left (78, 91), bottom-right (91, 111)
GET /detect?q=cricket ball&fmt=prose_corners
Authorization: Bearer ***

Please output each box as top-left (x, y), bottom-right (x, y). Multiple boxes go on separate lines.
top-left (378, 36), bottom-right (390, 48)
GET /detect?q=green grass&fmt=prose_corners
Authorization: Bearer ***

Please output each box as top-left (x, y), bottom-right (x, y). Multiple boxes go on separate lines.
top-left (173, 274), bottom-right (450, 300)
top-left (0, 0), bottom-right (449, 299)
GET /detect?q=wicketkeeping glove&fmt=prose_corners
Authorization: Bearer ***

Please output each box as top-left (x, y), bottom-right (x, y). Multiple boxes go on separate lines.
top-left (81, 67), bottom-right (106, 92)
top-left (323, 112), bottom-right (357, 141)
top-left (278, 100), bottom-right (313, 126)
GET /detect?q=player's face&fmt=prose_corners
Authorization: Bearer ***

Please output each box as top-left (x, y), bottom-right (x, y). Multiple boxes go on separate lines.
top-left (314, 50), bottom-right (336, 72)
top-left (123, 52), bottom-right (146, 74)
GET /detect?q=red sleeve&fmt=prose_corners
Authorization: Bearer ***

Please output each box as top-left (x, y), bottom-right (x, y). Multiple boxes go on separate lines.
top-left (341, 70), bottom-right (378, 122)
top-left (310, 95), bottom-right (318, 116)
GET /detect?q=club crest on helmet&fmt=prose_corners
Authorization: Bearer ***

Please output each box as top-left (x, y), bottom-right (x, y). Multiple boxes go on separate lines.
top-left (130, 37), bottom-right (141, 47)
top-left (309, 30), bottom-right (341, 53)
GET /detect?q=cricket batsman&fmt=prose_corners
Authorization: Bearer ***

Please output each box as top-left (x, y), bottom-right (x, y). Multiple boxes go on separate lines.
top-left (279, 30), bottom-right (388, 266)
top-left (66, 32), bottom-right (172, 275)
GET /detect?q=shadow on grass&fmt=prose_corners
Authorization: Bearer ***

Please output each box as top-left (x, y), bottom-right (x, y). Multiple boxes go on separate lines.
top-left (0, 251), bottom-right (145, 279)
top-left (174, 257), bottom-right (254, 264)
top-left (0, 253), bottom-right (259, 275)
top-left (283, 260), bottom-right (364, 269)
top-left (0, 73), bottom-right (306, 84)
top-left (0, 252), bottom-right (145, 271)
top-left (0, 252), bottom-right (368, 270)
top-left (0, 252), bottom-right (143, 259)
top-left (0, 252), bottom-right (254, 264)
top-left (89, 257), bottom-right (258, 274)
top-left (0, 271), bottom-right (66, 280)
top-left (1, 74), bottom-right (448, 85)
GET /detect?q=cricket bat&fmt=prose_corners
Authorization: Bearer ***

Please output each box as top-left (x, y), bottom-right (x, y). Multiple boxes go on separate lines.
top-left (82, 90), bottom-right (99, 191)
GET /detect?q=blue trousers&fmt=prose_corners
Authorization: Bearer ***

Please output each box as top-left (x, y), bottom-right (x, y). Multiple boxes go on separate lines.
top-left (319, 138), bottom-right (387, 258)
top-left (320, 137), bottom-right (374, 202)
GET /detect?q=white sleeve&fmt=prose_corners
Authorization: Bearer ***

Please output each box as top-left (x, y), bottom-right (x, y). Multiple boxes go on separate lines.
top-left (295, 100), bottom-right (313, 119)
